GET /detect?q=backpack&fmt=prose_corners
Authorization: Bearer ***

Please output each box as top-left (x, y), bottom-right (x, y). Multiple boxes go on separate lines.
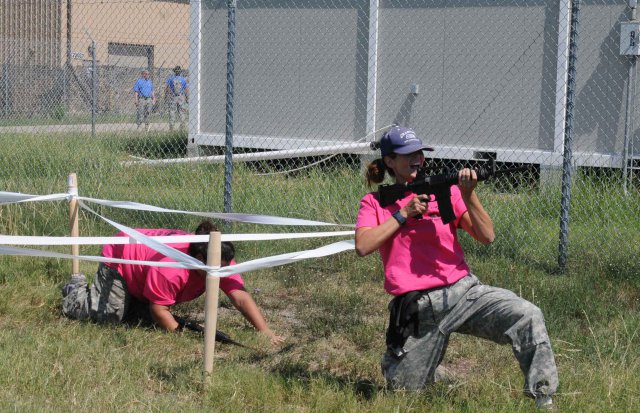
top-left (171, 77), bottom-right (183, 96)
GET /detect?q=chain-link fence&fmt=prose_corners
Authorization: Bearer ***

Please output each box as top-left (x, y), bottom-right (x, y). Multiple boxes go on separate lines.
top-left (0, 0), bottom-right (639, 273)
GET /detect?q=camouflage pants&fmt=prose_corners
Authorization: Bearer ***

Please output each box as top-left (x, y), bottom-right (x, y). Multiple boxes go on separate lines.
top-left (168, 95), bottom-right (187, 130)
top-left (136, 98), bottom-right (153, 126)
top-left (62, 263), bottom-right (131, 324)
top-left (381, 274), bottom-right (558, 398)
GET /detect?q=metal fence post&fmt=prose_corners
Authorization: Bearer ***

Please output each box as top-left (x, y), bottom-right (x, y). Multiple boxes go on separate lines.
top-left (65, 0), bottom-right (72, 111)
top-left (623, 58), bottom-right (637, 195)
top-left (91, 39), bottom-right (97, 138)
top-left (223, 0), bottom-right (237, 229)
top-left (2, 63), bottom-right (9, 117)
top-left (558, 0), bottom-right (581, 273)
top-left (623, 1), bottom-right (639, 194)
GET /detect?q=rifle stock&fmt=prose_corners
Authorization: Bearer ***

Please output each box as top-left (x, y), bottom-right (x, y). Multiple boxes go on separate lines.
top-left (378, 160), bottom-right (530, 224)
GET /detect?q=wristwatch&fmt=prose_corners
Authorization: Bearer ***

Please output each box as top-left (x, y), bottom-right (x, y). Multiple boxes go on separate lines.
top-left (392, 210), bottom-right (406, 226)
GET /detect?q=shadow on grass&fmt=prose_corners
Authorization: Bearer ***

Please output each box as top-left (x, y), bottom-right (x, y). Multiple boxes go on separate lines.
top-left (149, 360), bottom-right (201, 385)
top-left (122, 132), bottom-right (188, 159)
top-left (270, 362), bottom-right (381, 401)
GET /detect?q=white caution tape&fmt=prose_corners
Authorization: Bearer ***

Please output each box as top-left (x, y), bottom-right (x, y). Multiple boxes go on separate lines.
top-left (212, 239), bottom-right (355, 277)
top-left (0, 245), bottom-right (211, 270)
top-left (79, 201), bottom-right (207, 270)
top-left (0, 191), bottom-right (356, 276)
top-left (0, 192), bottom-right (70, 204)
top-left (0, 191), bottom-right (352, 228)
top-left (0, 231), bottom-right (354, 246)
top-left (79, 196), bottom-right (352, 227)
top-left (0, 239), bottom-right (355, 277)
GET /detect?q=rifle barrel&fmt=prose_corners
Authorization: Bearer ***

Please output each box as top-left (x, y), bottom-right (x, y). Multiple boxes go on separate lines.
top-left (378, 164), bottom-right (532, 207)
top-left (477, 164), bottom-right (531, 181)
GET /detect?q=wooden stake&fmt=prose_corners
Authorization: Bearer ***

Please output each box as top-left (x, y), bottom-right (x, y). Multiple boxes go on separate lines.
top-left (203, 231), bottom-right (221, 375)
top-left (68, 173), bottom-right (80, 275)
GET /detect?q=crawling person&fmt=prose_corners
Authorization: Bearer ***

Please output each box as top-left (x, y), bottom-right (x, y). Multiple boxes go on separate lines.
top-left (61, 220), bottom-right (284, 346)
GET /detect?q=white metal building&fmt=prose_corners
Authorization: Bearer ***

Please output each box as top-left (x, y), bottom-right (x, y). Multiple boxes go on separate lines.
top-left (188, 0), bottom-right (639, 169)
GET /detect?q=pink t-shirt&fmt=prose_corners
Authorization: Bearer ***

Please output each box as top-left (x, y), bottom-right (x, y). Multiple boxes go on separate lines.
top-left (356, 185), bottom-right (470, 296)
top-left (102, 229), bottom-right (244, 305)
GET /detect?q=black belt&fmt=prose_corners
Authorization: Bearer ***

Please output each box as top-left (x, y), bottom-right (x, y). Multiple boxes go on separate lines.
top-left (140, 96), bottom-right (152, 99)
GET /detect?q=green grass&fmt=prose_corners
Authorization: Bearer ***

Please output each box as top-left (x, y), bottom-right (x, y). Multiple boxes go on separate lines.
top-left (0, 113), bottom-right (167, 127)
top-left (0, 132), bottom-right (639, 411)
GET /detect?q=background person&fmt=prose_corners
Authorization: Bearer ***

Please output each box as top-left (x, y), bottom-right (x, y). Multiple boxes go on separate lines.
top-left (354, 127), bottom-right (558, 410)
top-left (61, 220), bottom-right (284, 346)
top-left (165, 65), bottom-right (189, 131)
top-left (133, 69), bottom-right (156, 131)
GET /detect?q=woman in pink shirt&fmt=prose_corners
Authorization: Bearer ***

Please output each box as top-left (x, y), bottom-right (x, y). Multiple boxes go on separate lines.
top-left (355, 127), bottom-right (557, 410)
top-left (62, 220), bottom-right (283, 346)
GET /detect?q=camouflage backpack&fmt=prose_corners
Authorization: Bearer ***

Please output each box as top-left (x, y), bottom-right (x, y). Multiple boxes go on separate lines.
top-left (171, 77), bottom-right (183, 96)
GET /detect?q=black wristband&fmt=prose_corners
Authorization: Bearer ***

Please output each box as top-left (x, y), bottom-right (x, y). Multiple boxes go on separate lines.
top-left (392, 210), bottom-right (406, 226)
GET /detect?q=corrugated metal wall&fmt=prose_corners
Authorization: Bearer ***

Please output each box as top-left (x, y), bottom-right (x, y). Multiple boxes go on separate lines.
top-left (195, 0), bottom-right (637, 167)
top-left (199, 0), bottom-right (368, 148)
top-left (0, 0), bottom-right (62, 67)
top-left (375, 0), bottom-right (559, 156)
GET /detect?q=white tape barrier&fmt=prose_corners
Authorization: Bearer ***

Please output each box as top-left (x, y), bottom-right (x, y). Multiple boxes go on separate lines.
top-left (0, 231), bottom-right (354, 246)
top-left (0, 244), bottom-right (210, 270)
top-left (0, 191), bottom-right (353, 228)
top-left (212, 239), bottom-right (354, 277)
top-left (78, 196), bottom-right (352, 227)
top-left (0, 190), bottom-right (356, 276)
top-left (79, 201), bottom-right (210, 270)
top-left (81, 201), bottom-right (356, 277)
top-left (0, 240), bottom-right (355, 277)
top-left (0, 192), bottom-right (69, 204)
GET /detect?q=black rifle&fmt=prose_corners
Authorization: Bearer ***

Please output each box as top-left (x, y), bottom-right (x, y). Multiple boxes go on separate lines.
top-left (378, 159), bottom-right (530, 224)
top-left (175, 316), bottom-right (250, 349)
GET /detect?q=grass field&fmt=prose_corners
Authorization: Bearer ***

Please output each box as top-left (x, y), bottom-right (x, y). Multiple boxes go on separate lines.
top-left (0, 113), bottom-right (165, 127)
top-left (0, 132), bottom-right (638, 412)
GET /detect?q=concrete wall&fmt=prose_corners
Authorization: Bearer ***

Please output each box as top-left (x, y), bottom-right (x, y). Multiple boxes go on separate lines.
top-left (0, 0), bottom-right (190, 70)
top-left (72, 0), bottom-right (189, 70)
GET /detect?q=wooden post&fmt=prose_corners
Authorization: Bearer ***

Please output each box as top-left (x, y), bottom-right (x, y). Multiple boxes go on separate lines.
top-left (203, 231), bottom-right (221, 374)
top-left (68, 173), bottom-right (80, 275)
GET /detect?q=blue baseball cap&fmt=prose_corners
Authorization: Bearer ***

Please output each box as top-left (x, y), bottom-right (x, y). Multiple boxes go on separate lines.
top-left (379, 127), bottom-right (433, 156)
